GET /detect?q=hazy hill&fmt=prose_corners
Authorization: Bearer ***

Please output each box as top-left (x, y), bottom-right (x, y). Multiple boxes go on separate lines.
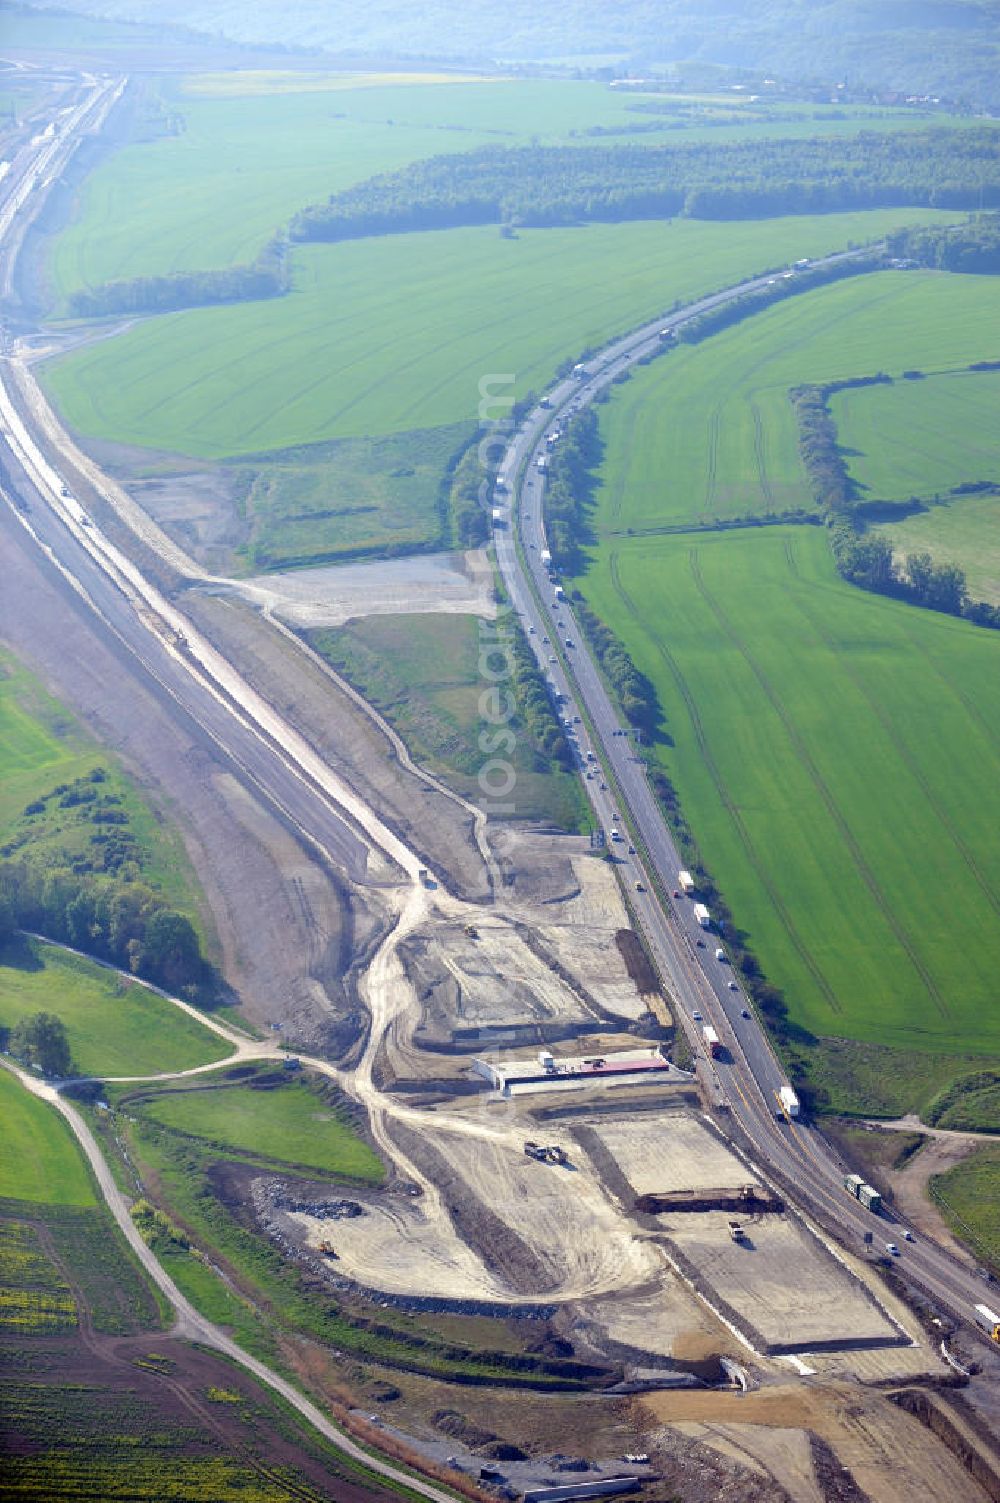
top-left (15, 0), bottom-right (1000, 104)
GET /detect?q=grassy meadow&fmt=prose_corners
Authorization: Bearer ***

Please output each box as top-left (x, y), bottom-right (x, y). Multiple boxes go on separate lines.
top-left (0, 1068), bottom-right (95, 1206)
top-left (589, 270), bottom-right (1000, 536)
top-left (136, 1074), bottom-right (385, 1182)
top-left (237, 422), bottom-right (470, 571)
top-left (932, 1143), bottom-right (1000, 1273)
top-left (310, 613), bottom-right (586, 828)
top-left (43, 212), bottom-right (964, 463)
top-left (0, 649), bottom-right (202, 924)
top-left (580, 525), bottom-right (1000, 1063)
top-left (832, 368), bottom-right (1000, 504)
top-left (0, 939), bottom-right (229, 1078)
top-left (874, 494), bottom-right (1000, 608)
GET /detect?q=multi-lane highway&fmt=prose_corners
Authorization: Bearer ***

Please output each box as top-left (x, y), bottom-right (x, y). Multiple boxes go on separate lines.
top-left (492, 273), bottom-right (1000, 1347)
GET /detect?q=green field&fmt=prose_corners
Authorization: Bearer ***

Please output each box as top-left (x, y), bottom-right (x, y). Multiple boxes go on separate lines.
top-left (580, 526), bottom-right (1000, 1063)
top-left (931, 1143), bottom-right (1000, 1273)
top-left (310, 613), bottom-right (585, 827)
top-left (52, 72), bottom-right (970, 305)
top-left (0, 1068), bottom-right (95, 1206)
top-left (0, 939), bottom-right (229, 1078)
top-left (833, 369), bottom-right (1000, 504)
top-left (43, 211), bottom-right (964, 463)
top-left (874, 493), bottom-right (1000, 608)
top-left (137, 1075), bottom-right (384, 1182)
top-left (589, 271), bottom-right (1000, 536)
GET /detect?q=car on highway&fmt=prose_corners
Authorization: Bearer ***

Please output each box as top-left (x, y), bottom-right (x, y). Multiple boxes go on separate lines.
top-left (528, 625), bottom-right (535, 633)
top-left (728, 980), bottom-right (739, 991)
top-left (692, 1010), bottom-right (702, 1021)
top-left (904, 1230), bottom-right (915, 1242)
top-left (672, 889), bottom-right (681, 898)
top-left (740, 1007), bottom-right (751, 1018)
top-left (549, 656), bottom-right (557, 663)
top-left (886, 1242), bottom-right (899, 1256)
top-left (565, 638), bottom-right (574, 648)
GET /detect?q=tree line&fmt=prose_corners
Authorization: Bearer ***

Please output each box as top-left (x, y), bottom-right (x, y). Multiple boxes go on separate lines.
top-left (0, 860), bottom-right (211, 998)
top-left (291, 129), bottom-right (1000, 244)
top-left (68, 234), bottom-right (289, 318)
top-left (679, 253), bottom-right (881, 345)
top-left (886, 213), bottom-right (1000, 274)
top-left (792, 376), bottom-right (1000, 629)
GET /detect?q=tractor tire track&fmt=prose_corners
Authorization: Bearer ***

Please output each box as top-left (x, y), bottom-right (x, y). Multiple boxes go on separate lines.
top-left (607, 548), bottom-right (841, 1013)
top-left (751, 402), bottom-right (774, 511)
top-left (688, 548), bottom-right (950, 1018)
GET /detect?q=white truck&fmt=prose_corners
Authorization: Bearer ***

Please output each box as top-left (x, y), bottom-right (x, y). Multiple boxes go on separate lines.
top-left (692, 902), bottom-right (711, 929)
top-left (776, 1084), bottom-right (800, 1119)
top-left (677, 869), bottom-right (695, 895)
top-left (540, 548), bottom-right (552, 566)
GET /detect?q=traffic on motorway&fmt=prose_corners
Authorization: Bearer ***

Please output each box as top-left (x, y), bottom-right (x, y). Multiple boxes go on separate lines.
top-left (491, 275), bottom-right (1000, 1351)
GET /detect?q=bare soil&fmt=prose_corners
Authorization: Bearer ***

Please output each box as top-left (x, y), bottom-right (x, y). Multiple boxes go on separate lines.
top-left (641, 1383), bottom-right (997, 1503)
top-left (179, 590), bottom-right (491, 902)
top-left (0, 502), bottom-right (367, 1050)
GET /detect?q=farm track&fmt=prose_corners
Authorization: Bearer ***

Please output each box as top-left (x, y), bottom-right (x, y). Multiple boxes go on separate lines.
top-left (686, 548), bottom-right (951, 1019)
top-left (607, 547), bottom-right (842, 1014)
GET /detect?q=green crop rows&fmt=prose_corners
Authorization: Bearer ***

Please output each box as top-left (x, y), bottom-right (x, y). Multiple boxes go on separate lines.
top-left (43, 211), bottom-right (962, 464)
top-left (580, 525), bottom-right (1000, 1065)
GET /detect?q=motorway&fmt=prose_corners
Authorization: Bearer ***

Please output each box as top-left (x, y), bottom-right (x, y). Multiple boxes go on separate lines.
top-left (491, 273), bottom-right (1000, 1345)
top-left (1, 73), bottom-right (997, 1361)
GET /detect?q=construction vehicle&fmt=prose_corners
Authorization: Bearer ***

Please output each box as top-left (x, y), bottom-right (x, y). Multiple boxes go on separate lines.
top-left (702, 1025), bottom-right (721, 1059)
top-left (318, 1240), bottom-right (338, 1258)
top-left (524, 1140), bottom-right (568, 1165)
top-left (974, 1304), bottom-right (1000, 1343)
top-left (728, 1220), bottom-right (745, 1242)
top-left (464, 923), bottom-right (479, 939)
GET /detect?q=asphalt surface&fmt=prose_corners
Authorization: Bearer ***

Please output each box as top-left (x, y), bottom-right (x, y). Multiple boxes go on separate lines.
top-left (492, 267), bottom-right (1000, 1350)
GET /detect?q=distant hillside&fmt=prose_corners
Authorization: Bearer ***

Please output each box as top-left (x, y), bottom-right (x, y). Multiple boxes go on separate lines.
top-left (15, 0), bottom-right (1000, 103)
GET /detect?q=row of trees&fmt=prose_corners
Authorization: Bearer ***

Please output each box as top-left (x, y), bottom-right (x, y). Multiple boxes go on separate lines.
top-left (574, 600), bottom-right (661, 740)
top-left (447, 444), bottom-right (490, 549)
top-left (543, 407), bottom-right (601, 577)
top-left (680, 254), bottom-right (881, 346)
top-left (793, 380), bottom-right (1000, 629)
top-left (291, 129), bottom-right (1000, 244)
top-left (0, 860), bottom-right (211, 999)
top-left (886, 213), bottom-right (1000, 274)
top-left (68, 235), bottom-right (289, 318)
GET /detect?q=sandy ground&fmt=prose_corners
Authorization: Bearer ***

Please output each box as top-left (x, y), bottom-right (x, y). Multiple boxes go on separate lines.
top-left (663, 1210), bottom-right (902, 1351)
top-left (886, 1133), bottom-right (982, 1266)
top-left (594, 1112), bottom-right (751, 1198)
top-left (227, 549), bottom-right (497, 628)
top-left (641, 1385), bottom-right (995, 1503)
top-left (671, 1421), bottom-right (821, 1503)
